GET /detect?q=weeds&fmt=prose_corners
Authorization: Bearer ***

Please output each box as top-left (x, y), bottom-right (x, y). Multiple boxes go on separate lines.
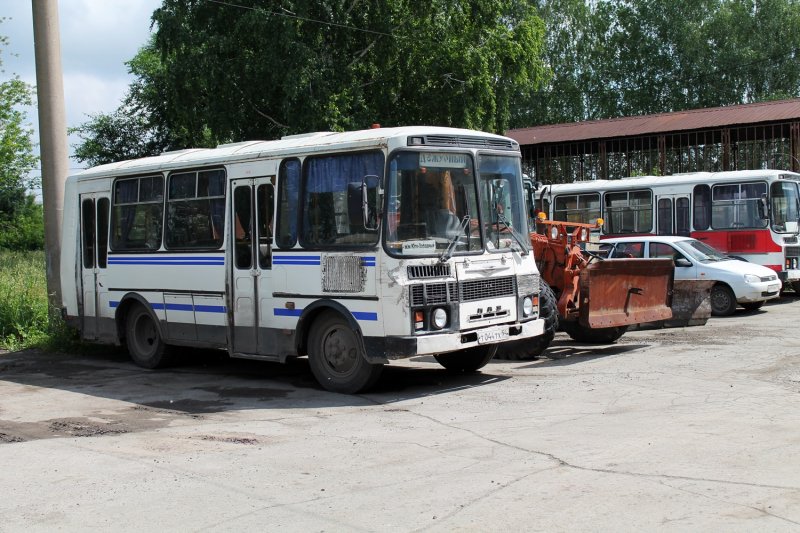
top-left (0, 250), bottom-right (77, 351)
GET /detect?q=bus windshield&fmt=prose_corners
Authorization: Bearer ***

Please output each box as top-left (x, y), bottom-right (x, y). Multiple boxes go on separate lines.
top-left (770, 180), bottom-right (800, 233)
top-left (478, 154), bottom-right (529, 252)
top-left (385, 151), bottom-right (482, 256)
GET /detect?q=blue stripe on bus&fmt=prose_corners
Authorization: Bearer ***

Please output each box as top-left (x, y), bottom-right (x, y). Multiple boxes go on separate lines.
top-left (109, 301), bottom-right (226, 313)
top-left (108, 257), bottom-right (224, 266)
top-left (273, 255), bottom-right (376, 267)
top-left (274, 308), bottom-right (377, 321)
top-left (273, 255), bottom-right (321, 266)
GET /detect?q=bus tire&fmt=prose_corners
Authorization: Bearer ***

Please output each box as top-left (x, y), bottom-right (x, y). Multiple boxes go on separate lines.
top-left (710, 283), bottom-right (737, 316)
top-left (495, 279), bottom-right (558, 360)
top-left (434, 345), bottom-right (498, 373)
top-left (562, 321), bottom-right (627, 344)
top-left (125, 305), bottom-right (172, 369)
top-left (308, 311), bottom-right (383, 394)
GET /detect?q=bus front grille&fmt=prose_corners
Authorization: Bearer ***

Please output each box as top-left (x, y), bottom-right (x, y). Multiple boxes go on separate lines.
top-left (410, 282), bottom-right (458, 306)
top-left (459, 276), bottom-right (516, 302)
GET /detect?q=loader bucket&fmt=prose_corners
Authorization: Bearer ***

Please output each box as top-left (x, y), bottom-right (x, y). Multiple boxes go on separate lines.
top-left (664, 279), bottom-right (714, 327)
top-left (577, 258), bottom-right (674, 328)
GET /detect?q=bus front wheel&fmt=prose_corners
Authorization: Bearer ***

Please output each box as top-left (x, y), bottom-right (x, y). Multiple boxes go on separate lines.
top-left (435, 345), bottom-right (498, 373)
top-left (125, 305), bottom-right (172, 369)
top-left (308, 311), bottom-right (383, 394)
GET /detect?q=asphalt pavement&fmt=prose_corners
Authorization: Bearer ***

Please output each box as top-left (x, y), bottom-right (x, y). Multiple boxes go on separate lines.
top-left (1, 296), bottom-right (800, 531)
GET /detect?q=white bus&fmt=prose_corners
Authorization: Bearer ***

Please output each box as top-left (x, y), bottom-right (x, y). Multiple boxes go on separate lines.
top-left (61, 126), bottom-right (545, 393)
top-left (530, 170), bottom-right (800, 289)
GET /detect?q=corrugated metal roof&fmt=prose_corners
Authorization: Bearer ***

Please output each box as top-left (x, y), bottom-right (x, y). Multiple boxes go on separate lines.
top-left (506, 98), bottom-right (800, 145)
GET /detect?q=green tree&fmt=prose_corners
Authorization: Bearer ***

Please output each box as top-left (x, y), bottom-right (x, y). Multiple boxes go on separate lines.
top-left (0, 26), bottom-right (41, 250)
top-left (152, 0), bottom-right (546, 138)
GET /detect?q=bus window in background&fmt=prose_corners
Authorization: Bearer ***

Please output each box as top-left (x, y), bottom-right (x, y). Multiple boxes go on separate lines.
top-left (770, 180), bottom-right (800, 233)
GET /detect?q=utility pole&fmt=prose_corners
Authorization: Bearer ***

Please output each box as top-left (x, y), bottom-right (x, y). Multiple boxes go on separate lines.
top-left (32, 0), bottom-right (67, 313)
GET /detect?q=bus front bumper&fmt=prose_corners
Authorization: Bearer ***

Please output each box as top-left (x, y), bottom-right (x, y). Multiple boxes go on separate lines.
top-left (363, 318), bottom-right (545, 363)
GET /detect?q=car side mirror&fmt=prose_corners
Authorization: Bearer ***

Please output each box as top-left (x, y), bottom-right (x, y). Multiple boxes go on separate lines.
top-left (674, 258), bottom-right (692, 268)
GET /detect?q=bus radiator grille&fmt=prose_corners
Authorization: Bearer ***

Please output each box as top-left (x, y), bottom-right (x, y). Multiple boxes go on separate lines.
top-left (322, 255), bottom-right (365, 293)
top-left (459, 276), bottom-right (516, 302)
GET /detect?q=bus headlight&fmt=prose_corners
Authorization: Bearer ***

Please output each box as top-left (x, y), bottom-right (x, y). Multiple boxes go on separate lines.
top-left (432, 308), bottom-right (448, 329)
top-left (522, 296), bottom-right (533, 317)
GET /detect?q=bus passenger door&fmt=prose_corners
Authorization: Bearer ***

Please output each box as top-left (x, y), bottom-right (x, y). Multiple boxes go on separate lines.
top-left (78, 193), bottom-right (110, 340)
top-left (230, 178), bottom-right (274, 355)
top-left (656, 195), bottom-right (690, 236)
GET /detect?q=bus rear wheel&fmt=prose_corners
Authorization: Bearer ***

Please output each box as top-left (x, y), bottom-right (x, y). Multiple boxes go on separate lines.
top-left (435, 345), bottom-right (498, 373)
top-left (125, 305), bottom-right (172, 369)
top-left (308, 311), bottom-right (383, 394)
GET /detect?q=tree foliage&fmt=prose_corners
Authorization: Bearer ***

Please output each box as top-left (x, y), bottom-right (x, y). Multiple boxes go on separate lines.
top-left (73, 0), bottom-right (800, 164)
top-left (73, 0), bottom-right (547, 165)
top-left (0, 23), bottom-right (41, 250)
top-left (524, 0), bottom-right (800, 125)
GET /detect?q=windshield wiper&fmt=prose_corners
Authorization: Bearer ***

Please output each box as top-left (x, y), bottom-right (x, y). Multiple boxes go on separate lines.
top-left (495, 211), bottom-right (530, 255)
top-left (440, 215), bottom-right (471, 263)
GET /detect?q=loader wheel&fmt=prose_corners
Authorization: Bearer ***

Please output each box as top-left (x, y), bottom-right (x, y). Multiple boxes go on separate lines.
top-left (495, 280), bottom-right (558, 360)
top-left (562, 321), bottom-right (627, 344)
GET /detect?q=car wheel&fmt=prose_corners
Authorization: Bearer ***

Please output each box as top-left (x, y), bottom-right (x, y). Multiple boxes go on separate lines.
top-left (710, 284), bottom-right (737, 316)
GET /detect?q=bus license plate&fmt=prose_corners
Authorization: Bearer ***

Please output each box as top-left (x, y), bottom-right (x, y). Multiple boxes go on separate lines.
top-left (477, 328), bottom-right (509, 344)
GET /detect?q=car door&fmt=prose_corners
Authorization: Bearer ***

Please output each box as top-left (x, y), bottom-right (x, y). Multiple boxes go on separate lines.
top-left (648, 241), bottom-right (696, 281)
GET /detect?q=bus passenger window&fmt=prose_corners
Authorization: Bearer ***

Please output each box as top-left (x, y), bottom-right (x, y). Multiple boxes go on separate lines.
top-left (111, 175), bottom-right (164, 251)
top-left (166, 169), bottom-right (225, 249)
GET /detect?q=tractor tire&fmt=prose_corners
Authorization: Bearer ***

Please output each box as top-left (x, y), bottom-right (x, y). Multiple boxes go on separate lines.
top-left (562, 321), bottom-right (627, 344)
top-left (495, 279), bottom-right (558, 360)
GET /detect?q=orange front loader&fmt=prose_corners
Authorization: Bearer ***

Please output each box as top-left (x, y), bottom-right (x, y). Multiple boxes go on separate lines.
top-left (496, 218), bottom-right (675, 359)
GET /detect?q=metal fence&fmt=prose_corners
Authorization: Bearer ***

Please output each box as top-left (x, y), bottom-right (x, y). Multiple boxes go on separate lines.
top-left (523, 121), bottom-right (800, 183)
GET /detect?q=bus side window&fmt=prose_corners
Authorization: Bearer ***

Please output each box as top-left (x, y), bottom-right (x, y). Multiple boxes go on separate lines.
top-left (693, 184), bottom-right (711, 231)
top-left (276, 159), bottom-right (300, 249)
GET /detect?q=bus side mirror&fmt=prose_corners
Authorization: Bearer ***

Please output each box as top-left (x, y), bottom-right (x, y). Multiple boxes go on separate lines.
top-left (758, 194), bottom-right (769, 219)
top-left (362, 175), bottom-right (382, 231)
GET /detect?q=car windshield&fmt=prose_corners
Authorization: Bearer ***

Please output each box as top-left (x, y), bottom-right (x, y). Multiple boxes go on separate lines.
top-left (674, 239), bottom-right (730, 262)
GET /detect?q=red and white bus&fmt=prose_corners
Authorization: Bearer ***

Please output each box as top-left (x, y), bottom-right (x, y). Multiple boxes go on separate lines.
top-left (530, 170), bottom-right (800, 290)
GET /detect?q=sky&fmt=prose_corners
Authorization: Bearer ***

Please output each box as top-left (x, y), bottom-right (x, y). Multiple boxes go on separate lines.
top-left (3, 0), bottom-right (163, 178)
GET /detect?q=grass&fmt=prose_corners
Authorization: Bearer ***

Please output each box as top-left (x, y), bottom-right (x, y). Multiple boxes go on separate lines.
top-left (0, 250), bottom-right (77, 351)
